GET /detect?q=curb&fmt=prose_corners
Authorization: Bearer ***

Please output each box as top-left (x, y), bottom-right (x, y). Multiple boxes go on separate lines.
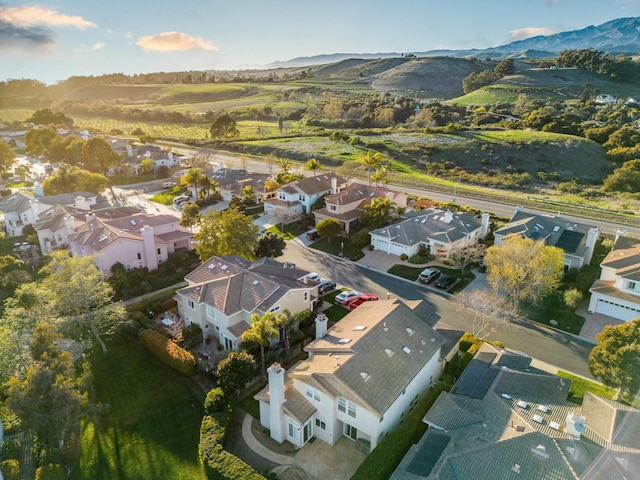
top-left (241, 414), bottom-right (294, 466)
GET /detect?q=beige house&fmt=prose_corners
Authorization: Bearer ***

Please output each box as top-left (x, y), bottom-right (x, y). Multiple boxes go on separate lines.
top-left (264, 174), bottom-right (347, 219)
top-left (313, 184), bottom-right (408, 234)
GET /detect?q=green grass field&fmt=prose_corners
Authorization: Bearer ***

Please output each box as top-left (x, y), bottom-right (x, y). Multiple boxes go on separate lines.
top-left (72, 335), bottom-right (206, 480)
top-left (557, 370), bottom-right (617, 405)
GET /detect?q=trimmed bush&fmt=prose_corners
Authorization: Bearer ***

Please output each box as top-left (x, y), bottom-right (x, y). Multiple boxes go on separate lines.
top-left (141, 329), bottom-right (196, 376)
top-left (35, 464), bottom-right (65, 480)
top-left (204, 388), bottom-right (228, 416)
top-left (1, 459), bottom-right (21, 480)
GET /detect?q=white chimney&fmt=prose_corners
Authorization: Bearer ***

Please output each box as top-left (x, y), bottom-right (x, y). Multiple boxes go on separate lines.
top-left (481, 213), bottom-right (490, 238)
top-left (64, 215), bottom-right (75, 235)
top-left (267, 362), bottom-right (286, 443)
top-left (584, 227), bottom-right (600, 266)
top-left (126, 144), bottom-right (133, 157)
top-left (615, 228), bottom-right (625, 243)
top-left (33, 182), bottom-right (44, 198)
top-left (566, 412), bottom-right (586, 439)
top-left (168, 151), bottom-right (174, 163)
top-left (141, 224), bottom-right (158, 271)
top-left (443, 210), bottom-right (453, 224)
top-left (515, 205), bottom-right (523, 213)
top-left (85, 213), bottom-right (96, 223)
top-left (316, 313), bottom-right (328, 339)
top-left (331, 176), bottom-right (337, 194)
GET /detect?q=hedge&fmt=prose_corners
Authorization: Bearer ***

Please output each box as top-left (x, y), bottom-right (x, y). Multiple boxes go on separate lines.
top-left (140, 328), bottom-right (196, 376)
top-left (1, 459), bottom-right (20, 480)
top-left (35, 464), bottom-right (65, 480)
top-left (199, 412), bottom-right (265, 480)
top-left (204, 388), bottom-right (228, 416)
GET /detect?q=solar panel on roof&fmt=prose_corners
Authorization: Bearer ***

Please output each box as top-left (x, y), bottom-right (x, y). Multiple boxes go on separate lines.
top-left (556, 230), bottom-right (585, 253)
top-left (406, 430), bottom-right (451, 476)
top-left (469, 367), bottom-right (499, 399)
top-left (452, 360), bottom-right (491, 396)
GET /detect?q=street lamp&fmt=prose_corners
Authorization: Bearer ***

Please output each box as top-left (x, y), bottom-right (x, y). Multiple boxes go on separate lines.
top-left (341, 242), bottom-right (344, 258)
top-left (453, 182), bottom-right (458, 203)
top-left (387, 290), bottom-right (391, 300)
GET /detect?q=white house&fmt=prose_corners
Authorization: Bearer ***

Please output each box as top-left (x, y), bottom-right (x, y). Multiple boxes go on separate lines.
top-left (493, 207), bottom-right (600, 270)
top-left (255, 299), bottom-right (447, 450)
top-left (264, 173), bottom-right (347, 219)
top-left (369, 209), bottom-right (490, 258)
top-left (211, 168), bottom-right (273, 202)
top-left (589, 232), bottom-right (640, 321)
top-left (175, 256), bottom-right (318, 351)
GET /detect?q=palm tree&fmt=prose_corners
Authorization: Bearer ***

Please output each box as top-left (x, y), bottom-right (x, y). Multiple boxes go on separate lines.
top-left (363, 197), bottom-right (399, 228)
top-left (305, 158), bottom-right (323, 176)
top-left (360, 149), bottom-right (384, 185)
top-left (278, 158), bottom-right (292, 174)
top-left (197, 174), bottom-right (213, 201)
top-left (42, 162), bottom-right (79, 194)
top-left (181, 167), bottom-right (204, 200)
top-left (242, 312), bottom-right (279, 377)
top-left (371, 165), bottom-right (390, 187)
top-left (241, 185), bottom-right (257, 205)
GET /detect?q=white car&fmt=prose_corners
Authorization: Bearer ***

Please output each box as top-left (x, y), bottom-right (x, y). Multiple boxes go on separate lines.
top-left (162, 181), bottom-right (177, 188)
top-left (335, 290), bottom-right (363, 305)
top-left (173, 195), bottom-right (190, 205)
top-left (306, 272), bottom-right (321, 282)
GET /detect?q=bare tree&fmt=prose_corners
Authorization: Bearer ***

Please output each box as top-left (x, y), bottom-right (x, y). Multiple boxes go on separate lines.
top-left (447, 243), bottom-right (487, 271)
top-left (451, 290), bottom-right (515, 340)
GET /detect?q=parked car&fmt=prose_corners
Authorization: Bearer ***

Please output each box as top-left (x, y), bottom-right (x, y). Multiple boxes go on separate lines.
top-left (418, 267), bottom-right (441, 284)
top-left (318, 281), bottom-right (337, 295)
top-left (162, 181), bottom-right (177, 188)
top-left (306, 229), bottom-right (320, 241)
top-left (306, 272), bottom-right (321, 282)
top-left (435, 274), bottom-right (456, 289)
top-left (335, 290), bottom-right (363, 305)
top-left (347, 294), bottom-right (380, 310)
top-left (173, 195), bottom-right (190, 205)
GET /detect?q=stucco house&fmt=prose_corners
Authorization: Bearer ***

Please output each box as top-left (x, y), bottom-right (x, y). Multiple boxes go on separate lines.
top-left (255, 299), bottom-right (451, 451)
top-left (67, 212), bottom-right (193, 273)
top-left (264, 173), bottom-right (347, 219)
top-left (175, 256), bottom-right (318, 351)
top-left (369, 209), bottom-right (490, 258)
top-left (589, 233), bottom-right (640, 321)
top-left (313, 183), bottom-right (408, 234)
top-left (493, 207), bottom-right (600, 270)
top-left (211, 168), bottom-right (273, 203)
top-left (391, 343), bottom-right (640, 480)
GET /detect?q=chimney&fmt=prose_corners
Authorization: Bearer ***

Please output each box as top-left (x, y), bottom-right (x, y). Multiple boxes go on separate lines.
top-left (583, 227), bottom-right (600, 266)
top-left (64, 215), bottom-right (75, 235)
top-left (565, 412), bottom-right (586, 439)
top-left (126, 144), bottom-right (133, 157)
top-left (515, 205), bottom-right (523, 213)
top-left (168, 151), bottom-right (174, 162)
top-left (267, 362), bottom-right (286, 443)
top-left (481, 213), bottom-right (490, 238)
top-left (615, 228), bottom-right (625, 243)
top-left (443, 210), bottom-right (453, 224)
top-left (33, 182), bottom-right (44, 198)
top-left (316, 313), bottom-right (328, 339)
top-left (331, 176), bottom-right (337, 194)
top-left (141, 224), bottom-right (158, 271)
top-left (85, 213), bottom-right (96, 224)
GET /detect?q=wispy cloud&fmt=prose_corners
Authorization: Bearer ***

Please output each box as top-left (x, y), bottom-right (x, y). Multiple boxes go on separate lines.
top-left (0, 5), bottom-right (96, 29)
top-left (0, 5), bottom-right (95, 53)
top-left (509, 27), bottom-right (557, 41)
top-left (74, 41), bottom-right (105, 52)
top-left (125, 32), bottom-right (133, 39)
top-left (136, 31), bottom-right (217, 52)
top-left (93, 41), bottom-right (105, 50)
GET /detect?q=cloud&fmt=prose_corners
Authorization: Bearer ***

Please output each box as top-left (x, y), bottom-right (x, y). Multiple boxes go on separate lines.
top-left (93, 41), bottom-right (105, 50)
top-left (509, 27), bottom-right (557, 41)
top-left (0, 5), bottom-right (96, 29)
top-left (125, 32), bottom-right (133, 39)
top-left (136, 31), bottom-right (218, 52)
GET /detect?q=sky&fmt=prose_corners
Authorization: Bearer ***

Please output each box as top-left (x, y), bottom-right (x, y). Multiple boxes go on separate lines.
top-left (1, 0), bottom-right (640, 85)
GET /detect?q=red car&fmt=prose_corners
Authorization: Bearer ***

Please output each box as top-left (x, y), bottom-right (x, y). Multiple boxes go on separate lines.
top-left (347, 294), bottom-right (379, 310)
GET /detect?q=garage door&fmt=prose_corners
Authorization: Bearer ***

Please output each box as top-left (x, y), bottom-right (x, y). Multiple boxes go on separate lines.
top-left (595, 299), bottom-right (640, 321)
top-left (374, 239), bottom-right (389, 252)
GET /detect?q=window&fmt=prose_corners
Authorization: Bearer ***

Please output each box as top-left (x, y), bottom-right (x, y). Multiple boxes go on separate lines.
top-left (298, 194), bottom-right (306, 202)
top-left (188, 300), bottom-right (195, 309)
top-left (288, 419), bottom-right (299, 441)
top-left (315, 418), bottom-right (326, 430)
top-left (157, 248), bottom-right (161, 255)
top-left (306, 386), bottom-right (320, 402)
top-left (137, 253), bottom-right (142, 260)
top-left (338, 397), bottom-right (356, 418)
top-left (629, 281), bottom-right (637, 290)
top-left (206, 305), bottom-right (216, 319)
top-left (330, 205), bottom-right (336, 211)
top-left (279, 193), bottom-right (286, 200)
top-left (304, 292), bottom-right (308, 301)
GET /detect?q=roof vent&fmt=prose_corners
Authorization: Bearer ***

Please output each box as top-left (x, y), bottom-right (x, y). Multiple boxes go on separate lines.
top-left (531, 445), bottom-right (549, 459)
top-left (383, 322), bottom-right (388, 331)
top-left (532, 414), bottom-right (544, 424)
top-left (403, 346), bottom-right (412, 355)
top-left (338, 338), bottom-right (352, 344)
top-left (517, 400), bottom-right (529, 409)
top-left (353, 326), bottom-right (366, 331)
top-left (384, 348), bottom-right (394, 357)
top-left (98, 235), bottom-right (108, 243)
top-left (360, 372), bottom-right (371, 381)
top-left (335, 355), bottom-right (340, 366)
top-left (406, 328), bottom-right (415, 336)
top-left (512, 464), bottom-right (521, 474)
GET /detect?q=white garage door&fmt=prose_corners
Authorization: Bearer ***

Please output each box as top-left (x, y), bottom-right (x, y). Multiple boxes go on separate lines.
top-left (595, 299), bottom-right (640, 321)
top-left (374, 239), bottom-right (388, 252)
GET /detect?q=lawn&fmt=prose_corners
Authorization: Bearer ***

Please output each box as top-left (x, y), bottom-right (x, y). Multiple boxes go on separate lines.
top-left (520, 294), bottom-right (585, 334)
top-left (557, 371), bottom-right (617, 405)
top-left (309, 237), bottom-right (364, 261)
top-left (149, 191), bottom-right (179, 205)
top-left (73, 334), bottom-right (206, 480)
top-left (385, 264), bottom-right (475, 293)
top-left (265, 222), bottom-right (307, 240)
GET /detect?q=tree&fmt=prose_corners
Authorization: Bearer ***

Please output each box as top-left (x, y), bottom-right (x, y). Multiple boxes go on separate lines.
top-left (315, 218), bottom-right (341, 243)
top-left (484, 235), bottom-right (564, 308)
top-left (603, 159), bottom-right (640, 193)
top-left (563, 288), bottom-right (583, 310)
top-left (241, 312), bottom-right (279, 377)
top-left (25, 127), bottom-right (57, 156)
top-left (362, 197), bottom-right (398, 228)
top-left (209, 112), bottom-right (239, 138)
top-left (278, 157), bottom-right (292, 174)
top-left (181, 167), bottom-right (205, 200)
top-left (139, 157), bottom-right (154, 175)
top-left (264, 153), bottom-right (277, 174)
top-left (371, 165), bottom-right (389, 187)
top-left (451, 290), bottom-right (513, 340)
top-left (194, 206), bottom-right (259, 261)
top-left (494, 58), bottom-right (516, 77)
top-left (82, 137), bottom-right (120, 175)
top-left (336, 160), bottom-right (362, 182)
top-left (215, 350), bottom-right (255, 398)
top-left (255, 231), bottom-right (286, 258)
top-left (360, 149), bottom-right (384, 185)
top-left (241, 185), bottom-right (257, 205)
top-left (0, 140), bottom-right (16, 173)
top-left (27, 108), bottom-right (74, 128)
top-left (589, 319), bottom-right (640, 400)
top-left (42, 164), bottom-right (110, 195)
top-left (447, 243), bottom-right (487, 271)
top-left (305, 158), bottom-right (323, 176)
top-left (180, 202), bottom-right (201, 230)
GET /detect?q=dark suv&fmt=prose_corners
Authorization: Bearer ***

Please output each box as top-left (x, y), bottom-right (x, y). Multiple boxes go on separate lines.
top-left (306, 229), bottom-right (319, 240)
top-left (435, 274), bottom-right (456, 289)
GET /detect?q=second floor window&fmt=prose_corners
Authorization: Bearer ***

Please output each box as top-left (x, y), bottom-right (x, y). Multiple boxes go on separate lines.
top-left (338, 397), bottom-right (357, 418)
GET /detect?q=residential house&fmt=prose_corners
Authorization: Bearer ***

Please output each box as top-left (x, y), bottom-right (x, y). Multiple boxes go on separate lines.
top-left (255, 299), bottom-right (453, 450)
top-left (211, 168), bottom-right (273, 203)
top-left (391, 343), bottom-right (640, 480)
top-left (175, 256), bottom-right (318, 351)
top-left (589, 232), bottom-right (640, 321)
top-left (0, 124), bottom-right (30, 148)
top-left (119, 145), bottom-right (181, 175)
top-left (264, 173), bottom-right (347, 220)
top-left (67, 212), bottom-right (193, 273)
top-left (0, 191), bottom-right (97, 237)
top-left (493, 207), bottom-right (600, 270)
top-left (369, 209), bottom-right (490, 258)
top-left (313, 184), bottom-right (408, 234)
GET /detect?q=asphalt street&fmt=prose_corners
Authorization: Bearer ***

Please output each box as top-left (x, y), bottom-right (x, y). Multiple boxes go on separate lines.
top-left (280, 239), bottom-right (595, 379)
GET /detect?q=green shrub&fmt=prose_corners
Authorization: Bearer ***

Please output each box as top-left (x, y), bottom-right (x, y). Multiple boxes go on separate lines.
top-left (350, 229), bottom-right (371, 249)
top-left (204, 388), bottom-right (228, 415)
top-left (1, 459), bottom-right (21, 480)
top-left (141, 329), bottom-right (196, 376)
top-left (35, 464), bottom-right (65, 480)
top-left (459, 332), bottom-right (475, 352)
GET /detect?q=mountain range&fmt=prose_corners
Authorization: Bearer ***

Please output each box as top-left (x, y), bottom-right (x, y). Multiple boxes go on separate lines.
top-left (268, 17), bottom-right (640, 68)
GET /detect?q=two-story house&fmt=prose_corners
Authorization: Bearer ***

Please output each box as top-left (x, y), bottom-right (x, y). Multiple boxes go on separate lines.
top-left (264, 174), bottom-right (347, 219)
top-left (175, 256), bottom-right (318, 351)
top-left (369, 209), bottom-right (490, 258)
top-left (494, 207), bottom-right (600, 270)
top-left (255, 299), bottom-right (448, 451)
top-left (67, 212), bottom-right (193, 273)
top-left (211, 168), bottom-right (273, 203)
top-left (313, 183), bottom-right (408, 234)
top-left (589, 233), bottom-right (640, 321)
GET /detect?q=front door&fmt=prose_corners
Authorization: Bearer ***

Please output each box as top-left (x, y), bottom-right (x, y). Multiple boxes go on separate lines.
top-left (344, 423), bottom-right (357, 441)
top-left (303, 421), bottom-right (312, 444)
top-left (224, 336), bottom-right (233, 351)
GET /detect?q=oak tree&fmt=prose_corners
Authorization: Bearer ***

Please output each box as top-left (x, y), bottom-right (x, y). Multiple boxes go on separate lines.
top-left (315, 218), bottom-right (341, 242)
top-left (194, 206), bottom-right (259, 261)
top-left (216, 350), bottom-right (255, 398)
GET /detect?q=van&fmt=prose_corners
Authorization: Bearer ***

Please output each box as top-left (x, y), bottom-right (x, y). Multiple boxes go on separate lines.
top-left (173, 195), bottom-right (190, 205)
